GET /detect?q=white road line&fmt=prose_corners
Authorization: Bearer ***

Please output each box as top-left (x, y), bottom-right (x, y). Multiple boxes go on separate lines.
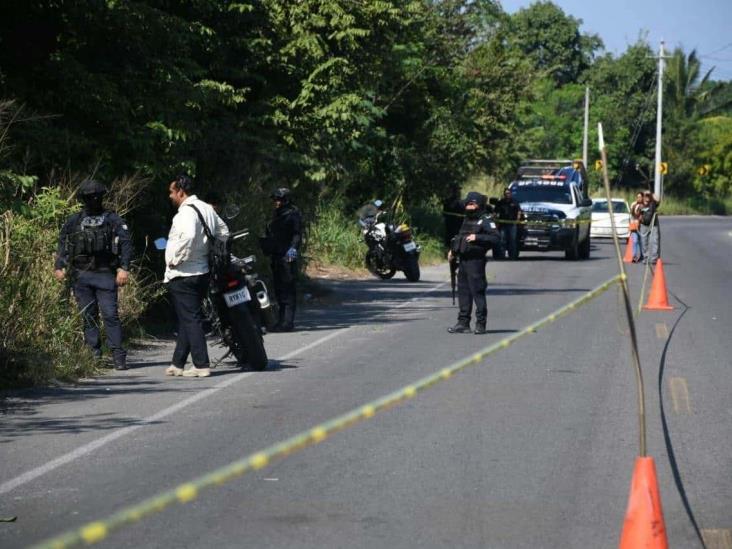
top-left (0, 280), bottom-right (446, 496)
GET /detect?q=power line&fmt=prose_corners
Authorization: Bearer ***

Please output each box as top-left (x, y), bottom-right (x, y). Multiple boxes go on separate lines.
top-left (699, 41), bottom-right (732, 58)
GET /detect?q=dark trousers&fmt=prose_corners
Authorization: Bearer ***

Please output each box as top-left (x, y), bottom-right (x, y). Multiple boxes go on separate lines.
top-left (73, 271), bottom-right (125, 365)
top-left (457, 258), bottom-right (487, 326)
top-left (168, 274), bottom-right (210, 368)
top-left (499, 224), bottom-right (518, 257)
top-left (272, 258), bottom-right (297, 326)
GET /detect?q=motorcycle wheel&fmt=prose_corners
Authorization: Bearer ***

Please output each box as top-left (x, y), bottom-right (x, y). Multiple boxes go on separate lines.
top-left (403, 254), bottom-right (420, 281)
top-left (365, 250), bottom-right (396, 279)
top-left (230, 304), bottom-right (268, 370)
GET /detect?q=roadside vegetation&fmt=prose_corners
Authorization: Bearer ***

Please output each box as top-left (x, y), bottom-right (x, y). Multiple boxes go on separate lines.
top-left (1, 1), bottom-right (730, 386)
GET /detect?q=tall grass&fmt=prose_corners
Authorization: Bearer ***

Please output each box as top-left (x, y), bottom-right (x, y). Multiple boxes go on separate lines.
top-left (306, 201), bottom-right (445, 271)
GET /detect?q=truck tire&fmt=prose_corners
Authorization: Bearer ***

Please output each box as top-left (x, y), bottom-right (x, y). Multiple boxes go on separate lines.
top-left (231, 305), bottom-right (268, 371)
top-left (578, 231), bottom-right (591, 259)
top-left (565, 229), bottom-right (579, 260)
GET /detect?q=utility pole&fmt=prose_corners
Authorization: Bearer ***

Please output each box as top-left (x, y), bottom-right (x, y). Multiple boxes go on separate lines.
top-left (582, 86), bottom-right (590, 170)
top-left (654, 41), bottom-right (665, 199)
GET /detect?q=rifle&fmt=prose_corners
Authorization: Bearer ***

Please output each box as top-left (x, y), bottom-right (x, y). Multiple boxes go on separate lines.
top-left (449, 253), bottom-right (458, 306)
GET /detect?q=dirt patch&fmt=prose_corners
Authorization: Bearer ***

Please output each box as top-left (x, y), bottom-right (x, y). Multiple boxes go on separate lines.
top-left (304, 262), bottom-right (370, 281)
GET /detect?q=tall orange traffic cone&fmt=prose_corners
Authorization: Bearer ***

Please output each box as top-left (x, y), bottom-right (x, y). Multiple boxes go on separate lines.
top-left (643, 259), bottom-right (674, 311)
top-left (623, 237), bottom-right (634, 263)
top-left (619, 456), bottom-right (668, 549)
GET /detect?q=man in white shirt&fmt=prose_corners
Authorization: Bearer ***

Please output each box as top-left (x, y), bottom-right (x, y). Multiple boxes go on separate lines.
top-left (164, 175), bottom-right (229, 378)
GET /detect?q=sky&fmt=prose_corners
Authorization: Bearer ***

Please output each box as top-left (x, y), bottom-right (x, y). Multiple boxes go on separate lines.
top-left (499, 0), bottom-right (732, 81)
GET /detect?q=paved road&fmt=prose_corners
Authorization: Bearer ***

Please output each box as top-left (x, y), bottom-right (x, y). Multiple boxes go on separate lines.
top-left (1, 217), bottom-right (730, 548)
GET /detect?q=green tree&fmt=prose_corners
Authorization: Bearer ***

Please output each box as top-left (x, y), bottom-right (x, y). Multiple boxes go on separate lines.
top-left (508, 1), bottom-right (602, 86)
top-left (663, 48), bottom-right (731, 195)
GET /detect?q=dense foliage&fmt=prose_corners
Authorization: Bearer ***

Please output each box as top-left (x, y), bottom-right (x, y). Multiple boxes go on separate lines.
top-left (2, 1), bottom-right (729, 209)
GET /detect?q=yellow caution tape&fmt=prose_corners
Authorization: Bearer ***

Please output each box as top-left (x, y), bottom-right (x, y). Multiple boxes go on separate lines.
top-left (31, 274), bottom-right (622, 549)
top-left (442, 211), bottom-right (592, 226)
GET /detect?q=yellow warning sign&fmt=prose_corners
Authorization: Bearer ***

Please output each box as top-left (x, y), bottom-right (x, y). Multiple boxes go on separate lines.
top-left (594, 159), bottom-right (603, 171)
top-left (659, 162), bottom-right (668, 175)
top-left (697, 164), bottom-right (711, 176)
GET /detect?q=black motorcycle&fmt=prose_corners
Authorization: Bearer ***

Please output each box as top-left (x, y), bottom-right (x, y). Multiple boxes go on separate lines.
top-left (205, 229), bottom-right (272, 370)
top-left (155, 224), bottom-right (272, 371)
top-left (359, 214), bottom-right (421, 281)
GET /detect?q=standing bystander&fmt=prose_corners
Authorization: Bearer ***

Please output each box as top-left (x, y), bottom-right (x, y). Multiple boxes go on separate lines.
top-left (629, 192), bottom-right (644, 262)
top-left (639, 191), bottom-right (660, 264)
top-left (164, 175), bottom-right (229, 378)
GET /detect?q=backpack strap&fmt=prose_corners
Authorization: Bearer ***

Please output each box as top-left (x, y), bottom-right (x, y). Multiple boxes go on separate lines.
top-left (187, 204), bottom-right (214, 241)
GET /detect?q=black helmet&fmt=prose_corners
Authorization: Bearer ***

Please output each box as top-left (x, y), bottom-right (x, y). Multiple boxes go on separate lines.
top-left (78, 179), bottom-right (107, 196)
top-left (270, 187), bottom-right (291, 201)
top-left (463, 191), bottom-right (486, 208)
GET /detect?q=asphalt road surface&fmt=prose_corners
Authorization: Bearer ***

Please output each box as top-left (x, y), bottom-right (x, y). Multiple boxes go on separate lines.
top-left (2, 216), bottom-right (731, 549)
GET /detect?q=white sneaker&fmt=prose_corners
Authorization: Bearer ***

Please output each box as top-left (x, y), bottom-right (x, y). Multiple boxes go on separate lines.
top-left (165, 365), bottom-right (184, 377)
top-left (182, 366), bottom-right (211, 378)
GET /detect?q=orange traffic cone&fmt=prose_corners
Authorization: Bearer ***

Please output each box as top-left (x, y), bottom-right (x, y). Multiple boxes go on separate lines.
top-left (623, 237), bottom-right (634, 263)
top-left (619, 456), bottom-right (668, 549)
top-left (643, 259), bottom-right (674, 311)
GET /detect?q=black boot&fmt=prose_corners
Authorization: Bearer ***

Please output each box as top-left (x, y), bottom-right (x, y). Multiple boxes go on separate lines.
top-left (113, 351), bottom-right (127, 371)
top-left (447, 323), bottom-right (471, 334)
top-left (474, 323), bottom-right (487, 335)
top-left (271, 305), bottom-right (286, 332)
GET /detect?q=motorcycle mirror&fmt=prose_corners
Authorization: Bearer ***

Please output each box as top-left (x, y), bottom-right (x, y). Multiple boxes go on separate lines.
top-left (223, 204), bottom-right (240, 220)
top-left (153, 237), bottom-right (168, 250)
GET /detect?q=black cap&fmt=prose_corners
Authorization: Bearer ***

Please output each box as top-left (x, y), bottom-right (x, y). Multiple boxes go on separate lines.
top-left (78, 179), bottom-right (107, 196)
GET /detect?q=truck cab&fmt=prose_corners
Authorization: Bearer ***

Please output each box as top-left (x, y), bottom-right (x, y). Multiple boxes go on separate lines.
top-left (508, 160), bottom-right (593, 260)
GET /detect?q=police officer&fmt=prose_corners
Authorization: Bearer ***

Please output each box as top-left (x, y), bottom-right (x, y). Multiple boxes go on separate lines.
top-left (261, 188), bottom-right (302, 332)
top-left (448, 192), bottom-right (499, 335)
top-left (494, 187), bottom-right (522, 259)
top-left (357, 199), bottom-right (385, 224)
top-left (54, 180), bottom-right (133, 370)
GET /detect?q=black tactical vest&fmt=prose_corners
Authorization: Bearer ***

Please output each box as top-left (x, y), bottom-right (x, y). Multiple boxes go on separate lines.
top-left (451, 214), bottom-right (492, 259)
top-left (69, 213), bottom-right (117, 270)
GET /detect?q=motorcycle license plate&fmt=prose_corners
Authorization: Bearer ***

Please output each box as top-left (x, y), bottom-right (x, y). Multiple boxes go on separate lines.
top-left (403, 241), bottom-right (417, 252)
top-left (224, 287), bottom-right (251, 308)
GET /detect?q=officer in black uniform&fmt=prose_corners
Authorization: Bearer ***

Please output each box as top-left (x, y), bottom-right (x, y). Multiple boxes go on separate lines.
top-left (494, 187), bottom-right (522, 259)
top-left (260, 188), bottom-right (302, 332)
top-left (54, 180), bottom-right (133, 370)
top-left (448, 192), bottom-right (499, 335)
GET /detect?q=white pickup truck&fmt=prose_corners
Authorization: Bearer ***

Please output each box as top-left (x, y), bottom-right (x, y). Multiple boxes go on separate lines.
top-left (507, 161), bottom-right (593, 260)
